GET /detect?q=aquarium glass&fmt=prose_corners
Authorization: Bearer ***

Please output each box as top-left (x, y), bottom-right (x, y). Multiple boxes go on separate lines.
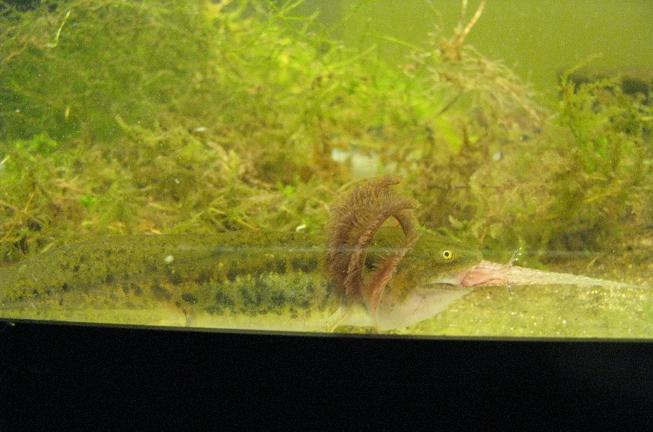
top-left (1, 0), bottom-right (652, 338)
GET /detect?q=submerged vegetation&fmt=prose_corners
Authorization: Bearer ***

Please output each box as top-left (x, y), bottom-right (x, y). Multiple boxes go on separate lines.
top-left (0, 0), bottom-right (651, 270)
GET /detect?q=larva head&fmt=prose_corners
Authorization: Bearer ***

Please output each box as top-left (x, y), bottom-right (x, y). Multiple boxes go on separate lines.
top-left (369, 227), bottom-right (481, 281)
top-left (326, 176), bottom-right (483, 330)
top-left (362, 226), bottom-right (482, 330)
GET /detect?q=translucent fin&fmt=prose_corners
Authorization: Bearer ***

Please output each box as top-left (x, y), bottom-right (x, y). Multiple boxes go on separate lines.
top-left (373, 287), bottom-right (473, 331)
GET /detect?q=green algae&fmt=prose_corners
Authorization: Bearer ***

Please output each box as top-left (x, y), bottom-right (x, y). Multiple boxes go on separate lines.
top-left (1, 0), bottom-right (650, 260)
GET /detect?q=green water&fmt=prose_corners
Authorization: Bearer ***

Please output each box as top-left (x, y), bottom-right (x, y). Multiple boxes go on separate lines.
top-left (300, 0), bottom-right (653, 100)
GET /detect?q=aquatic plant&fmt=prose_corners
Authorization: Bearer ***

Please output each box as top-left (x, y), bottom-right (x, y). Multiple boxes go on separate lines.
top-left (371, 0), bottom-right (653, 262)
top-left (0, 0), bottom-right (338, 258)
top-left (0, 0), bottom-right (218, 142)
top-left (0, 0), bottom-right (651, 271)
top-left (464, 73), bottom-right (653, 261)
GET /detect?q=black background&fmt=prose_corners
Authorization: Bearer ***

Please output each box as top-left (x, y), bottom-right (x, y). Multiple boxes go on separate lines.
top-left (1, 322), bottom-right (652, 429)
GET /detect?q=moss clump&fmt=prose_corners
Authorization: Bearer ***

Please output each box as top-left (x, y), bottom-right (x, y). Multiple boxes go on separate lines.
top-left (463, 74), bottom-right (652, 261)
top-left (0, 0), bottom-right (221, 142)
top-left (0, 0), bottom-right (651, 269)
top-left (0, 0), bottom-right (438, 259)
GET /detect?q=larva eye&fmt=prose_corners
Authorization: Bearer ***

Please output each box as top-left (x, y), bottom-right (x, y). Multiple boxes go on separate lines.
top-left (442, 250), bottom-right (453, 260)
